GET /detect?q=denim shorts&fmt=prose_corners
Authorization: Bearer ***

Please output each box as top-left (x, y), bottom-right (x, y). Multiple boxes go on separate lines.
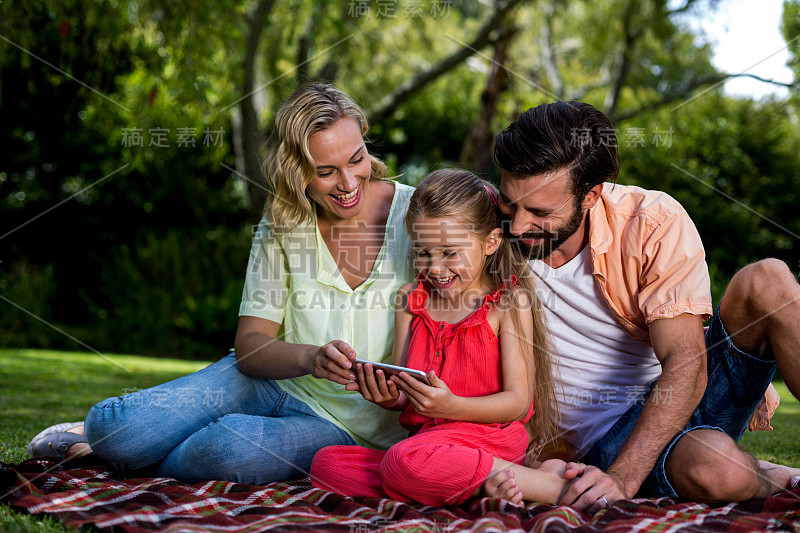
top-left (580, 303), bottom-right (777, 497)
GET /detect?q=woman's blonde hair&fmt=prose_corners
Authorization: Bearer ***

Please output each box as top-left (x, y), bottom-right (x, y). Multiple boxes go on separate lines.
top-left (405, 169), bottom-right (560, 451)
top-left (263, 83), bottom-right (387, 231)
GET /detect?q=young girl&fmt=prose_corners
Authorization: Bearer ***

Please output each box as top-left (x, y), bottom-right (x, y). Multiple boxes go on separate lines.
top-left (311, 169), bottom-right (579, 506)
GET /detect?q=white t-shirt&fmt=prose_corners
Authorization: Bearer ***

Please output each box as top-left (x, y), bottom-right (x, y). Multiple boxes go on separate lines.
top-left (531, 246), bottom-right (662, 459)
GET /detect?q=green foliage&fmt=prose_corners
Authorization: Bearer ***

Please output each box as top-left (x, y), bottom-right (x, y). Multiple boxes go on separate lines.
top-left (2, 0), bottom-right (800, 356)
top-left (89, 226), bottom-right (251, 358)
top-left (782, 0), bottom-right (800, 78)
top-left (374, 72), bottom-right (485, 182)
top-left (0, 262), bottom-right (58, 349)
top-left (620, 94), bottom-right (800, 301)
top-left (0, 0), bottom-right (248, 356)
top-left (782, 0), bottom-right (800, 109)
top-left (0, 227), bottom-right (249, 359)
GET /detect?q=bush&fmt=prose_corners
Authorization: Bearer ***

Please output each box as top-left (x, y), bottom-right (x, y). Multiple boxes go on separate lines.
top-left (0, 261), bottom-right (59, 349)
top-left (88, 226), bottom-right (252, 358)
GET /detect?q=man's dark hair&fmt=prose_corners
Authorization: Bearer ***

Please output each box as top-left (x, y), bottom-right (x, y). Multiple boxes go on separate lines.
top-left (493, 101), bottom-right (620, 201)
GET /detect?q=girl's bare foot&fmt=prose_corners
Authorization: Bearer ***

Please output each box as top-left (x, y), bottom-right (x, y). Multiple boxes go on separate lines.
top-left (482, 458), bottom-right (575, 505)
top-left (484, 470), bottom-right (523, 504)
top-left (537, 458), bottom-right (568, 475)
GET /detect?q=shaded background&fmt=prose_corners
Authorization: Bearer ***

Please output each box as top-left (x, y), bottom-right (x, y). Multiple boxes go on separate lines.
top-left (2, 0), bottom-right (799, 359)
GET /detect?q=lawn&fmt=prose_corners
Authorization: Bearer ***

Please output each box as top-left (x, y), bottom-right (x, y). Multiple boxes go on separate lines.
top-left (0, 349), bottom-right (209, 533)
top-left (1, 349), bottom-right (798, 532)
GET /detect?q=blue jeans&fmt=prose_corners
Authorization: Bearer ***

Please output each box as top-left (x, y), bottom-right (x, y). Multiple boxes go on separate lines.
top-left (84, 353), bottom-right (355, 485)
top-left (582, 303), bottom-right (777, 497)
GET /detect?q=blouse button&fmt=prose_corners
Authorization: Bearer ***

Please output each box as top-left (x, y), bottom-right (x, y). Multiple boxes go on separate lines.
top-left (439, 323), bottom-right (444, 330)
top-left (435, 351), bottom-right (440, 357)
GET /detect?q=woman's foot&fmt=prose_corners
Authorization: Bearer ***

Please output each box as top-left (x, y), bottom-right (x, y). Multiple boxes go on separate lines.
top-left (28, 422), bottom-right (92, 461)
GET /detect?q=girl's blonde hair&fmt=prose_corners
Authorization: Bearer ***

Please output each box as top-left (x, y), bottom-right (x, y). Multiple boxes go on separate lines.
top-left (405, 169), bottom-right (559, 451)
top-left (263, 83), bottom-right (387, 231)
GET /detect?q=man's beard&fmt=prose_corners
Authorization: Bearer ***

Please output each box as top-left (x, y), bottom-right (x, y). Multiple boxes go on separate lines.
top-left (506, 202), bottom-right (585, 261)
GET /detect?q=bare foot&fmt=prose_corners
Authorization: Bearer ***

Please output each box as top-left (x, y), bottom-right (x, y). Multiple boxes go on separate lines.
top-left (484, 470), bottom-right (523, 504)
top-left (758, 460), bottom-right (800, 493)
top-left (537, 459), bottom-right (568, 476)
top-left (483, 458), bottom-right (572, 505)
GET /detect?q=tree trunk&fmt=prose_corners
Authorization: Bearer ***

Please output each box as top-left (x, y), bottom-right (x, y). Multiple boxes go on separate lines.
top-left (459, 24), bottom-right (515, 176)
top-left (236, 0), bottom-right (276, 223)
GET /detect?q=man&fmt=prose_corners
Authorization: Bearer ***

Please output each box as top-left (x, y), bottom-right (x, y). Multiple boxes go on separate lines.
top-left (492, 101), bottom-right (800, 511)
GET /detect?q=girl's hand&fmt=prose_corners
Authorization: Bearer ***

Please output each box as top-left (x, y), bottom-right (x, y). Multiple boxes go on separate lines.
top-left (393, 371), bottom-right (456, 418)
top-left (345, 363), bottom-right (404, 409)
top-left (308, 340), bottom-right (357, 385)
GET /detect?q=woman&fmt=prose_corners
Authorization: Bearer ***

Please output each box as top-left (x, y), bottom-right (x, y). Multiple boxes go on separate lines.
top-left (28, 84), bottom-right (416, 485)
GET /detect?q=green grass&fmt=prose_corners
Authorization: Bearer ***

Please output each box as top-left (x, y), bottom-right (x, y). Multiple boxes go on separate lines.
top-left (0, 350), bottom-right (798, 531)
top-left (738, 380), bottom-right (800, 464)
top-left (0, 349), bottom-right (209, 532)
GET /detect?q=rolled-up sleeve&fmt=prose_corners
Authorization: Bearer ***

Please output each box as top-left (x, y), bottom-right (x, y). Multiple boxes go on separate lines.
top-left (238, 218), bottom-right (289, 324)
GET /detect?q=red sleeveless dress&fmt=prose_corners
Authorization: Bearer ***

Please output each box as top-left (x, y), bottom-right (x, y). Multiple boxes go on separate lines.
top-left (400, 278), bottom-right (534, 430)
top-left (311, 278), bottom-right (536, 506)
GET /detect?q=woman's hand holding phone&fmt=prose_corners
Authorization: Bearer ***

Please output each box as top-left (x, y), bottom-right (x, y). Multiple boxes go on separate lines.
top-left (308, 340), bottom-right (357, 385)
top-left (346, 362), bottom-right (407, 410)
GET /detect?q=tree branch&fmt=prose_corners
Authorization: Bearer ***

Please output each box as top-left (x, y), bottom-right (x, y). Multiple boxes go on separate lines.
top-left (611, 73), bottom-right (726, 123)
top-left (244, 0), bottom-right (276, 97)
top-left (612, 71), bottom-right (798, 123)
top-left (295, 16), bottom-right (315, 82)
top-left (367, 0), bottom-right (524, 124)
top-left (722, 72), bottom-right (798, 88)
top-left (460, 22), bottom-right (516, 174)
top-left (604, 0), bottom-right (642, 117)
top-left (567, 80), bottom-right (611, 101)
top-left (296, 0), bottom-right (331, 83)
top-left (666, 0), bottom-right (701, 16)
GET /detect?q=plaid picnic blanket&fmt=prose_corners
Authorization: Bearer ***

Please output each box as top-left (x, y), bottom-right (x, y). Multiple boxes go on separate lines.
top-left (2, 458), bottom-right (800, 532)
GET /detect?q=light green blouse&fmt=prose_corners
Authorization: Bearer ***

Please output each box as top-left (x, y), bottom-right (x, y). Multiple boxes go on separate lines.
top-left (239, 181), bottom-right (415, 449)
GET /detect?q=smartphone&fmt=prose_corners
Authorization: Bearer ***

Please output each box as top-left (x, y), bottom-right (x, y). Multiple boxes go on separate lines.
top-left (353, 359), bottom-right (431, 386)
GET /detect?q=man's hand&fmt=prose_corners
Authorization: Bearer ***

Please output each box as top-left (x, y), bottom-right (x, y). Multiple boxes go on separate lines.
top-left (592, 314), bottom-right (707, 503)
top-left (558, 465), bottom-right (628, 512)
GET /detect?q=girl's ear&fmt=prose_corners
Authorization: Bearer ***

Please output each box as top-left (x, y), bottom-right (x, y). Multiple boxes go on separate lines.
top-left (484, 228), bottom-right (503, 255)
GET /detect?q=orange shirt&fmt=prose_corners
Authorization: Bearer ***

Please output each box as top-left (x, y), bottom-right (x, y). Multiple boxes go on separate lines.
top-left (588, 183), bottom-right (713, 342)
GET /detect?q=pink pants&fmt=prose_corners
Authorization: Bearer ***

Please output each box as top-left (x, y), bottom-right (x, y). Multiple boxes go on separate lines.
top-left (310, 420), bottom-right (528, 506)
